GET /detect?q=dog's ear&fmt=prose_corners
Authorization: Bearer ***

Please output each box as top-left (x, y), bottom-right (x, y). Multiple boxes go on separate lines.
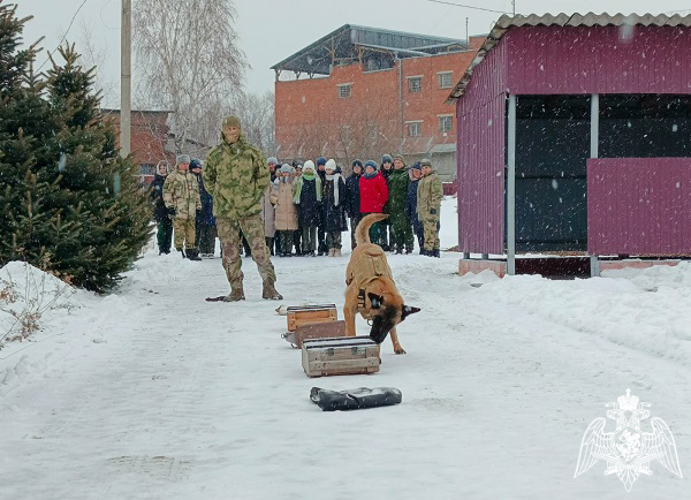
top-left (401, 305), bottom-right (421, 321)
top-left (368, 293), bottom-right (384, 309)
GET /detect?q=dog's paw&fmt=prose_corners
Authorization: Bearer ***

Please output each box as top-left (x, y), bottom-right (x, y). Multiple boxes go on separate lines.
top-left (394, 348), bottom-right (407, 355)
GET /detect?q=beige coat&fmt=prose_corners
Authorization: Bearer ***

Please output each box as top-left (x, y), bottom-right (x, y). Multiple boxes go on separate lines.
top-left (261, 184), bottom-right (276, 238)
top-left (270, 179), bottom-right (298, 231)
top-left (162, 170), bottom-right (201, 220)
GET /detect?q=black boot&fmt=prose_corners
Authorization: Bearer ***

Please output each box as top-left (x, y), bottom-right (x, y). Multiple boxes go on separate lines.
top-left (179, 249), bottom-right (186, 259)
top-left (186, 249), bottom-right (202, 261)
top-left (432, 249), bottom-right (440, 258)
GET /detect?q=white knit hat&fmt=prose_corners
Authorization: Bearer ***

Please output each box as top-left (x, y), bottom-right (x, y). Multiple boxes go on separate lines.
top-left (303, 160), bottom-right (315, 173)
top-left (325, 159), bottom-right (337, 171)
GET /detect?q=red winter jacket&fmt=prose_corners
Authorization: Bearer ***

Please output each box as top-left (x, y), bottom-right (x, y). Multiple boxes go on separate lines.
top-left (359, 172), bottom-right (388, 213)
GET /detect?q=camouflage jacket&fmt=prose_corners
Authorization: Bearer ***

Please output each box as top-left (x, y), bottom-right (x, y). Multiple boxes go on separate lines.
top-left (417, 172), bottom-right (443, 221)
top-left (203, 135), bottom-right (269, 219)
top-left (163, 170), bottom-right (201, 220)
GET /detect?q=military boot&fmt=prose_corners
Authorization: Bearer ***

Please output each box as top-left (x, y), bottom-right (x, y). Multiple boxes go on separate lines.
top-left (179, 249), bottom-right (186, 258)
top-left (223, 281), bottom-right (245, 302)
top-left (186, 249), bottom-right (202, 261)
top-left (262, 280), bottom-right (283, 300)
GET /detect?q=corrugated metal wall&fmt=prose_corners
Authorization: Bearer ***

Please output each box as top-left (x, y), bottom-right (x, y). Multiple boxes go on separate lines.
top-left (588, 158), bottom-right (691, 255)
top-left (507, 26), bottom-right (691, 94)
top-left (456, 40), bottom-right (508, 254)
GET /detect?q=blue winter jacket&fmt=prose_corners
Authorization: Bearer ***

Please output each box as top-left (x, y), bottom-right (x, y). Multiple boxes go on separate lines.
top-left (405, 177), bottom-right (420, 227)
top-left (192, 171), bottom-right (216, 226)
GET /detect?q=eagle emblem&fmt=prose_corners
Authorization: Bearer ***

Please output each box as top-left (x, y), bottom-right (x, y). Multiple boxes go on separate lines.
top-left (574, 389), bottom-right (682, 491)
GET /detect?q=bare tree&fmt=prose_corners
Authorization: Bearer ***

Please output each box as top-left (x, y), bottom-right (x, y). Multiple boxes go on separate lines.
top-left (76, 20), bottom-right (117, 106)
top-left (230, 91), bottom-right (275, 153)
top-left (133, 0), bottom-right (247, 153)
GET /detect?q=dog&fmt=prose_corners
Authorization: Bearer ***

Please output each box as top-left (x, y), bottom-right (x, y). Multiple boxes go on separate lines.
top-left (344, 214), bottom-right (420, 354)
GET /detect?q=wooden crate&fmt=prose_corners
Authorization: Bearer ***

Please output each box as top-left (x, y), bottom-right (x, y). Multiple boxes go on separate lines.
top-left (293, 320), bottom-right (346, 348)
top-left (302, 336), bottom-right (380, 378)
top-left (286, 304), bottom-right (338, 332)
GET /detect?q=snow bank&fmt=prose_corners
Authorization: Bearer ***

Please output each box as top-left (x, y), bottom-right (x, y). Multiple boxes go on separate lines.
top-left (461, 262), bottom-right (691, 366)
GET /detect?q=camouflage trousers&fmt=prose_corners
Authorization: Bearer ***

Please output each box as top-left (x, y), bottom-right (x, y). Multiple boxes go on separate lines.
top-left (422, 219), bottom-right (440, 251)
top-left (217, 215), bottom-right (276, 285)
top-left (173, 218), bottom-right (196, 251)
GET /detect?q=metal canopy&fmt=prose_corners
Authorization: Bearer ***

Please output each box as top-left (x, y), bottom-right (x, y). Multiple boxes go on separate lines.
top-left (271, 24), bottom-right (467, 76)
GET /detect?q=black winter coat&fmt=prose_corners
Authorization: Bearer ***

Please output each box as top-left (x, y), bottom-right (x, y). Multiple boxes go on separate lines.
top-left (323, 174), bottom-right (348, 232)
top-left (344, 173), bottom-right (361, 218)
top-left (149, 173), bottom-right (168, 222)
top-left (298, 178), bottom-right (321, 227)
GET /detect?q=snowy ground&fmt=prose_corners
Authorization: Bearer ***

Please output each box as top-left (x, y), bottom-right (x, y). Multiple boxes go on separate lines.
top-left (1, 197), bottom-right (689, 499)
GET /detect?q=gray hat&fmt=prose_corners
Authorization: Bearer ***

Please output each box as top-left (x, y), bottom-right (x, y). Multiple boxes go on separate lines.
top-left (420, 158), bottom-right (432, 167)
top-left (267, 157), bottom-right (278, 165)
top-left (280, 164), bottom-right (293, 174)
top-left (176, 154), bottom-right (191, 165)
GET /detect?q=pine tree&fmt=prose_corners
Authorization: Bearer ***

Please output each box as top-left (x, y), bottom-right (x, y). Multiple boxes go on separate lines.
top-left (0, 3), bottom-right (151, 291)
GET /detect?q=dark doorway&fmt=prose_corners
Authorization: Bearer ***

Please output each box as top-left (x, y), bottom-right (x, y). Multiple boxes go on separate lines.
top-left (514, 95), bottom-right (590, 252)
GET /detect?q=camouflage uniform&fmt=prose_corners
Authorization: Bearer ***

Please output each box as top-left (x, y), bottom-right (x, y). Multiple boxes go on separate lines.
top-left (417, 163), bottom-right (443, 254)
top-left (203, 116), bottom-right (281, 300)
top-left (163, 169), bottom-right (201, 252)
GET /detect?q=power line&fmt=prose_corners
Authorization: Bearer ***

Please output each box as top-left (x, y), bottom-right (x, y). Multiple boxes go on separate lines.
top-left (36, 0), bottom-right (90, 72)
top-left (427, 0), bottom-right (512, 15)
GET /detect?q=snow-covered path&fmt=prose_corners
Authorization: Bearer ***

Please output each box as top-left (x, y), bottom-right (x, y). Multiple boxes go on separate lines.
top-left (2, 200), bottom-right (690, 499)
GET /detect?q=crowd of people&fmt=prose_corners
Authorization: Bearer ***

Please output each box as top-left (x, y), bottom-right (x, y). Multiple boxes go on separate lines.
top-left (150, 152), bottom-right (444, 261)
top-left (148, 114), bottom-right (446, 302)
top-left (150, 152), bottom-right (444, 260)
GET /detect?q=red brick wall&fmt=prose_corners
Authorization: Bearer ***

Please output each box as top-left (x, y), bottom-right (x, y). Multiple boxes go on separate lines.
top-left (102, 110), bottom-right (173, 168)
top-left (275, 48), bottom-right (479, 162)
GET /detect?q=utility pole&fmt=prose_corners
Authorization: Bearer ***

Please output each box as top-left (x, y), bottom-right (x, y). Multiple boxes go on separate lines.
top-left (120, 0), bottom-right (131, 159)
top-left (465, 17), bottom-right (469, 46)
top-left (512, 0), bottom-right (516, 15)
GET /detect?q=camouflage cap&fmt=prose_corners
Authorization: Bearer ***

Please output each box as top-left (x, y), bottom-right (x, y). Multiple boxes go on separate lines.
top-left (222, 115), bottom-right (242, 129)
top-left (420, 158), bottom-right (432, 167)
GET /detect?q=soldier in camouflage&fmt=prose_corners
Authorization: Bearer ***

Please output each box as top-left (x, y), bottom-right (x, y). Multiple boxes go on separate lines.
top-left (203, 116), bottom-right (283, 301)
top-left (416, 158), bottom-right (443, 258)
top-left (163, 154), bottom-right (202, 260)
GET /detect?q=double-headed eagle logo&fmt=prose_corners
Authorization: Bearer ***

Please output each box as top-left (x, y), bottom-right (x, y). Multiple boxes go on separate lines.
top-left (575, 389), bottom-right (683, 491)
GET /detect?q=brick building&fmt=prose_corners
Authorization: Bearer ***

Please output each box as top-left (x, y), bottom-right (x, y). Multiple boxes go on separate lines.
top-left (272, 25), bottom-right (483, 180)
top-left (101, 109), bottom-right (173, 185)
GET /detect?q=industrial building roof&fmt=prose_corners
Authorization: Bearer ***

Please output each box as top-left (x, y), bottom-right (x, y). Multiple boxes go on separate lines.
top-left (447, 12), bottom-right (691, 101)
top-left (271, 24), bottom-right (467, 76)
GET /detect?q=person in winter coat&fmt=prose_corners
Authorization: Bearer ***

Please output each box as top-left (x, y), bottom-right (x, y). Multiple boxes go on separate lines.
top-left (417, 158), bottom-right (443, 257)
top-left (267, 156), bottom-right (278, 182)
top-left (292, 161), bottom-right (303, 255)
top-left (380, 153), bottom-right (394, 251)
top-left (387, 154), bottom-right (414, 254)
top-left (322, 159), bottom-right (348, 257)
top-left (293, 160), bottom-right (322, 256)
top-left (189, 158), bottom-right (217, 257)
top-left (163, 154), bottom-right (202, 260)
top-left (149, 160), bottom-right (173, 255)
top-left (203, 115), bottom-right (282, 301)
top-left (405, 162), bottom-right (425, 253)
top-left (345, 159), bottom-right (363, 251)
top-left (315, 156), bottom-right (328, 256)
top-left (359, 160), bottom-right (388, 247)
top-left (271, 164), bottom-right (298, 256)
top-left (261, 181), bottom-right (276, 257)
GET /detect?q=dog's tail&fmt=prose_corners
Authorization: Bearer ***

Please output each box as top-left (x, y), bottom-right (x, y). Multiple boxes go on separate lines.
top-left (355, 213), bottom-right (388, 246)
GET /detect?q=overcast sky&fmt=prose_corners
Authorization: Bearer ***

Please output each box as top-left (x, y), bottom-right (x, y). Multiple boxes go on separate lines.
top-left (18, 0), bottom-right (691, 107)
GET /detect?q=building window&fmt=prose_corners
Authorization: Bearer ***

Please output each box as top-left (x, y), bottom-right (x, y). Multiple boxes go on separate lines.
top-left (438, 115), bottom-right (453, 133)
top-left (139, 163), bottom-right (155, 175)
top-left (407, 121), bottom-right (422, 137)
top-left (438, 71), bottom-right (453, 89)
top-left (338, 84), bottom-right (351, 99)
top-left (408, 76), bottom-right (422, 93)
